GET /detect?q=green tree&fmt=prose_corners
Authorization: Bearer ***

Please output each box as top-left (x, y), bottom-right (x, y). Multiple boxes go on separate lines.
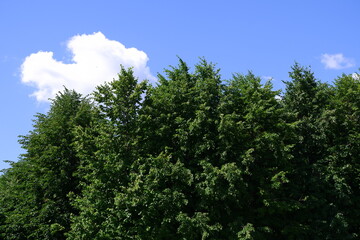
top-left (0, 160), bottom-right (40, 239)
top-left (68, 67), bottom-right (148, 239)
top-left (281, 63), bottom-right (344, 239)
top-left (210, 72), bottom-right (292, 239)
top-left (69, 60), bottom-right (295, 239)
top-left (146, 59), bottom-right (224, 239)
top-left (0, 89), bottom-right (93, 239)
top-left (3, 59), bottom-right (359, 239)
top-left (69, 59), bottom-right (225, 239)
top-left (324, 73), bottom-right (360, 239)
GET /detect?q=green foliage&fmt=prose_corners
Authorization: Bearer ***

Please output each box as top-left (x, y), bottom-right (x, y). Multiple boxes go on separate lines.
top-left (323, 73), bottom-right (360, 238)
top-left (0, 89), bottom-right (93, 239)
top-left (281, 64), bottom-right (341, 239)
top-left (1, 60), bottom-right (360, 239)
top-left (67, 66), bottom-right (149, 239)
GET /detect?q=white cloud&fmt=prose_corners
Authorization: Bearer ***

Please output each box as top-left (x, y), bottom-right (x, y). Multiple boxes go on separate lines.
top-left (21, 32), bottom-right (156, 102)
top-left (320, 53), bottom-right (355, 70)
top-left (275, 95), bottom-right (282, 100)
top-left (261, 76), bottom-right (273, 81)
top-left (352, 73), bottom-right (360, 80)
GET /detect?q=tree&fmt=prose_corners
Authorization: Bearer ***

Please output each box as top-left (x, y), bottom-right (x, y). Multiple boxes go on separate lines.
top-left (0, 89), bottom-right (93, 239)
top-left (0, 160), bottom-right (40, 239)
top-left (212, 72), bottom-right (292, 238)
top-left (324, 73), bottom-right (360, 239)
top-left (68, 67), bottom-right (148, 239)
top-left (281, 63), bottom-right (345, 239)
top-left (2, 59), bottom-right (359, 239)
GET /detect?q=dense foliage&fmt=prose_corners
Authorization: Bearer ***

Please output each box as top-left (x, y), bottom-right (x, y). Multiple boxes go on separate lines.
top-left (1, 59), bottom-right (359, 239)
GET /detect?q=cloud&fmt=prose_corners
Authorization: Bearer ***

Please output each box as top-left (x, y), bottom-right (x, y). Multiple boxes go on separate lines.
top-left (353, 73), bottom-right (360, 80)
top-left (21, 32), bottom-right (156, 102)
top-left (320, 53), bottom-right (355, 70)
top-left (261, 76), bottom-right (273, 81)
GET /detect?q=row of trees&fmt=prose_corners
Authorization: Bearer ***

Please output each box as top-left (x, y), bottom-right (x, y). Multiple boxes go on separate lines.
top-left (1, 59), bottom-right (359, 239)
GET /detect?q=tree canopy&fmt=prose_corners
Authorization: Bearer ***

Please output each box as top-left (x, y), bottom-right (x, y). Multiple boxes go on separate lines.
top-left (1, 60), bottom-right (359, 239)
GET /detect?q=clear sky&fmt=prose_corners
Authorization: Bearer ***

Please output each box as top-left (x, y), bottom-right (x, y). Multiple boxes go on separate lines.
top-left (1, 0), bottom-right (359, 170)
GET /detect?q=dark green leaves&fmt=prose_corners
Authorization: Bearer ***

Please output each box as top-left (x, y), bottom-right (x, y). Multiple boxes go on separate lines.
top-left (1, 61), bottom-right (360, 239)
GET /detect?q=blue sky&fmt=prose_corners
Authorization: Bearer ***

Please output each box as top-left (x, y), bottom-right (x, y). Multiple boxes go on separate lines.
top-left (1, 0), bottom-right (359, 170)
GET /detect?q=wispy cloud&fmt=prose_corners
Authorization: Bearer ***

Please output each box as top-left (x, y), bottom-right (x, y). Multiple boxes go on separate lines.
top-left (21, 32), bottom-right (156, 102)
top-left (320, 53), bottom-right (355, 70)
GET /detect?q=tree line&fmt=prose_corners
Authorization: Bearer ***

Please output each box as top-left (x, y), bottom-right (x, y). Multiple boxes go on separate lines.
top-left (1, 59), bottom-right (359, 239)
